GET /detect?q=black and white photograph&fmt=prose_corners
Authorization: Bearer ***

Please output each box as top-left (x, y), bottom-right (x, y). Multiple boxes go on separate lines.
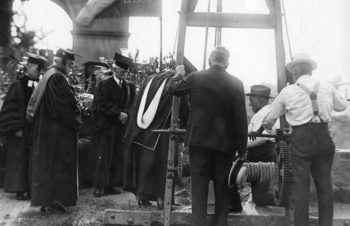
top-left (0, 0), bottom-right (349, 225)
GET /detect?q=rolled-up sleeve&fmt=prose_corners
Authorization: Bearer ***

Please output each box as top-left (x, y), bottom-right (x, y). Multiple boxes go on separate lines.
top-left (169, 73), bottom-right (194, 96)
top-left (332, 86), bottom-right (347, 112)
top-left (263, 91), bottom-right (286, 130)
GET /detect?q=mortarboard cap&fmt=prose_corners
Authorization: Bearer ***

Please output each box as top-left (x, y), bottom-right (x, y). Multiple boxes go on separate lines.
top-left (27, 52), bottom-right (48, 68)
top-left (114, 52), bottom-right (133, 70)
top-left (55, 48), bottom-right (78, 61)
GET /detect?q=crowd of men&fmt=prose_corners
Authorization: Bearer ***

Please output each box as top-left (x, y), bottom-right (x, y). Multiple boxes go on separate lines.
top-left (0, 46), bottom-right (347, 226)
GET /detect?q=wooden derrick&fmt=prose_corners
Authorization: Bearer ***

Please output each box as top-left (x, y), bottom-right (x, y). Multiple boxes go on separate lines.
top-left (105, 0), bottom-right (289, 225)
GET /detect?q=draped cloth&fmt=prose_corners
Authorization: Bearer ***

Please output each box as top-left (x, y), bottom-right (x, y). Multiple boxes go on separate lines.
top-left (0, 80), bottom-right (25, 135)
top-left (123, 71), bottom-right (189, 200)
top-left (26, 67), bottom-right (64, 119)
top-left (137, 76), bottom-right (168, 129)
top-left (31, 70), bottom-right (82, 207)
top-left (0, 77), bottom-right (34, 193)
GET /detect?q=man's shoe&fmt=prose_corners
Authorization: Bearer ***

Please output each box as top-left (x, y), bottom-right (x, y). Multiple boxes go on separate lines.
top-left (157, 203), bottom-right (164, 210)
top-left (93, 187), bottom-right (103, 197)
top-left (229, 204), bottom-right (243, 213)
top-left (40, 206), bottom-right (47, 213)
top-left (138, 199), bottom-right (152, 208)
top-left (51, 200), bottom-right (67, 212)
top-left (15, 192), bottom-right (25, 200)
top-left (104, 187), bottom-right (121, 195)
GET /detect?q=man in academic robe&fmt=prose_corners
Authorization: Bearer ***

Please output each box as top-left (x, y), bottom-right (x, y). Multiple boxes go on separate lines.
top-left (89, 53), bottom-right (136, 197)
top-left (27, 49), bottom-right (82, 212)
top-left (0, 53), bottom-right (47, 200)
top-left (122, 59), bottom-right (194, 208)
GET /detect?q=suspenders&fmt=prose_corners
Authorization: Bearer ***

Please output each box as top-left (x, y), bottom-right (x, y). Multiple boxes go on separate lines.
top-left (297, 81), bottom-right (323, 122)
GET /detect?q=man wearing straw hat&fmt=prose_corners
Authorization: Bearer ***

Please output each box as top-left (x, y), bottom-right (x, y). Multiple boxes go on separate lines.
top-left (262, 53), bottom-right (347, 226)
top-left (245, 84), bottom-right (279, 207)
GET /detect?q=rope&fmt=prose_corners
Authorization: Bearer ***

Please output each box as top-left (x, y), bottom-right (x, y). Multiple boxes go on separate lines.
top-left (244, 162), bottom-right (279, 185)
top-left (281, 0), bottom-right (293, 59)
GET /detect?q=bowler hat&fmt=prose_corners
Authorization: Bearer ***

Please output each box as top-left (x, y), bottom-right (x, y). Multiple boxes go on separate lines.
top-left (286, 53), bottom-right (317, 72)
top-left (227, 159), bottom-right (248, 189)
top-left (114, 52), bottom-right (133, 70)
top-left (246, 85), bottom-right (272, 98)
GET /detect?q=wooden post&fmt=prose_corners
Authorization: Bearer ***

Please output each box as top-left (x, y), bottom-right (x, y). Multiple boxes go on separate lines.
top-left (215, 0), bottom-right (222, 46)
top-left (202, 0), bottom-right (211, 69)
top-left (273, 0), bottom-right (286, 93)
top-left (273, 3), bottom-right (289, 211)
top-left (163, 1), bottom-right (189, 225)
top-left (159, 16), bottom-right (163, 72)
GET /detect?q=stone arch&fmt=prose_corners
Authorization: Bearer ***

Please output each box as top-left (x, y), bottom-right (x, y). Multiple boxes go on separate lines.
top-left (49, 0), bottom-right (130, 64)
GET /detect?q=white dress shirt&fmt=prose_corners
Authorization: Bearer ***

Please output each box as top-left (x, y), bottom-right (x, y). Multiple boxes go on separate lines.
top-left (27, 80), bottom-right (38, 88)
top-left (113, 75), bottom-right (121, 87)
top-left (248, 105), bottom-right (280, 148)
top-left (263, 75), bottom-right (347, 129)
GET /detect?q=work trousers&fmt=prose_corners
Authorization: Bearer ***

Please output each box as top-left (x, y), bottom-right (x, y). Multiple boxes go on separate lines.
top-left (189, 147), bottom-right (232, 226)
top-left (290, 123), bottom-right (335, 226)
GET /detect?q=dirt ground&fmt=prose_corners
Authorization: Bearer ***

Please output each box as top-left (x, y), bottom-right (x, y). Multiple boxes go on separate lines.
top-left (1, 182), bottom-right (348, 226)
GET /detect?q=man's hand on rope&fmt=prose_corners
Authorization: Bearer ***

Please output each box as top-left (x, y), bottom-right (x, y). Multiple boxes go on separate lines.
top-left (248, 126), bottom-right (264, 141)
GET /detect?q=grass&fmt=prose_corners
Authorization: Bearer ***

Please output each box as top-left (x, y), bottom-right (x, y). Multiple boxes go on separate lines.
top-left (15, 189), bottom-right (123, 226)
top-left (14, 188), bottom-right (169, 226)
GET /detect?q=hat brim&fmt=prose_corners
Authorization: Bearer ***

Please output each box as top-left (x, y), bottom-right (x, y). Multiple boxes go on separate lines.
top-left (286, 59), bottom-right (317, 72)
top-left (227, 159), bottom-right (248, 188)
top-left (246, 93), bottom-right (273, 98)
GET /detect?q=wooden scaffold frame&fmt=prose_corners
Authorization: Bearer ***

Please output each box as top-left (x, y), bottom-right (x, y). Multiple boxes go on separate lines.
top-left (105, 0), bottom-right (289, 225)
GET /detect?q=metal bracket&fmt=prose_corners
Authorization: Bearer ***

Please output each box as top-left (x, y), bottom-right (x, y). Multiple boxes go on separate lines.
top-left (105, 210), bottom-right (152, 226)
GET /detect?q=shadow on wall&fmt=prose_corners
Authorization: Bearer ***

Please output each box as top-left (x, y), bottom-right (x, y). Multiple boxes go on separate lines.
top-left (329, 102), bottom-right (350, 149)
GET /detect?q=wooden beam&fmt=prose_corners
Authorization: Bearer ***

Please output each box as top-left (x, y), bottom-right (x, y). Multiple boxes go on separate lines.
top-left (265, 0), bottom-right (275, 14)
top-left (273, 0), bottom-right (288, 132)
top-left (105, 210), bottom-right (291, 226)
top-left (186, 12), bottom-right (275, 29)
top-left (273, 0), bottom-right (286, 93)
top-left (214, 0), bottom-right (223, 46)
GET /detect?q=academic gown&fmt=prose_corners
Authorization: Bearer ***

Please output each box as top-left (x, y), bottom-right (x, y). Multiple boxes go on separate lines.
top-left (31, 68), bottom-right (82, 207)
top-left (0, 76), bottom-right (34, 193)
top-left (86, 77), bottom-right (136, 188)
top-left (123, 71), bottom-right (188, 201)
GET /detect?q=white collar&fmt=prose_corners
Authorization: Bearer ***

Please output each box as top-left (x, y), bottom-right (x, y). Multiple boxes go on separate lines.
top-left (27, 80), bottom-right (38, 88)
top-left (296, 74), bottom-right (312, 83)
top-left (113, 76), bottom-right (121, 86)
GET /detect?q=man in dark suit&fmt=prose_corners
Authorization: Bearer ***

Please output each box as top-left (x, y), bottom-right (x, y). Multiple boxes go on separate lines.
top-left (169, 46), bottom-right (248, 226)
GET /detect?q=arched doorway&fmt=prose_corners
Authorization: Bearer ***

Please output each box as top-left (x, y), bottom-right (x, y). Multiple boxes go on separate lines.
top-left (13, 0), bottom-right (73, 49)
